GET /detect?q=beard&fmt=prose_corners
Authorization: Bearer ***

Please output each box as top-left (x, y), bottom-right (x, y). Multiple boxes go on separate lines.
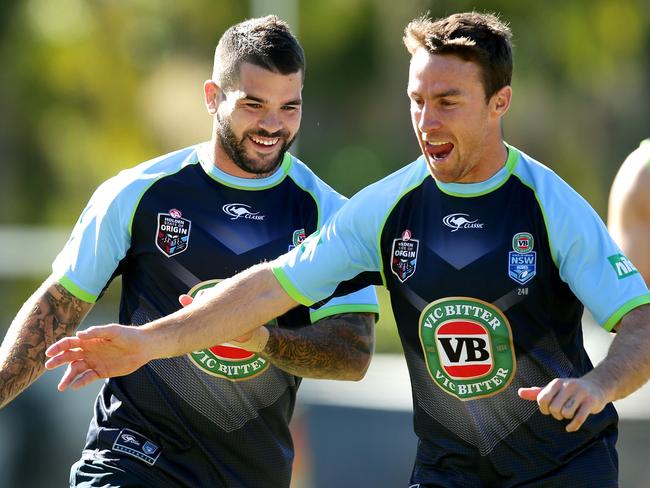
top-left (216, 113), bottom-right (296, 176)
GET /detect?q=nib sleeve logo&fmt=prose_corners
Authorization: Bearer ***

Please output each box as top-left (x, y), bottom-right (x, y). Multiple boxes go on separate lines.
top-left (608, 253), bottom-right (638, 279)
top-left (419, 297), bottom-right (516, 400)
top-left (187, 280), bottom-right (274, 381)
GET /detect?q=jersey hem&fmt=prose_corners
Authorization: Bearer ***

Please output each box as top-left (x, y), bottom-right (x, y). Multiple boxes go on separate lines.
top-left (602, 293), bottom-right (650, 331)
top-left (271, 267), bottom-right (316, 306)
top-left (309, 303), bottom-right (380, 323)
top-left (58, 275), bottom-right (98, 303)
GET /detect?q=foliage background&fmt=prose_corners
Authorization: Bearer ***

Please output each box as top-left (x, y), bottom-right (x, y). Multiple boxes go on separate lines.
top-left (0, 0), bottom-right (649, 485)
top-left (2, 0), bottom-right (649, 351)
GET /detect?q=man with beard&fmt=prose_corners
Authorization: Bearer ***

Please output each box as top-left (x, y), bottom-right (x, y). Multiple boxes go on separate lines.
top-left (44, 12), bottom-right (650, 486)
top-left (0, 16), bottom-right (378, 487)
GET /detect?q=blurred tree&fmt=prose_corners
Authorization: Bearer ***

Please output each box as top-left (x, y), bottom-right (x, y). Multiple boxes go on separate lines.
top-left (0, 0), bottom-right (649, 348)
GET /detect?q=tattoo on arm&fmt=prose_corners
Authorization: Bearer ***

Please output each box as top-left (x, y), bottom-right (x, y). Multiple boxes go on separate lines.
top-left (262, 312), bottom-right (375, 381)
top-left (0, 280), bottom-right (92, 408)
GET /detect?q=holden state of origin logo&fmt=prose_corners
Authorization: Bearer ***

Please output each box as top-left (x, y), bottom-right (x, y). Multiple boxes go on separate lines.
top-left (419, 297), bottom-right (516, 400)
top-left (186, 280), bottom-right (274, 381)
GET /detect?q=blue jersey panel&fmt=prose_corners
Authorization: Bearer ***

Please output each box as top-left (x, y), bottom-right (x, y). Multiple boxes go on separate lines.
top-left (273, 144), bottom-right (650, 486)
top-left (52, 146), bottom-right (197, 301)
top-left (513, 151), bottom-right (650, 329)
top-left (273, 159), bottom-right (429, 304)
top-left (49, 143), bottom-right (377, 487)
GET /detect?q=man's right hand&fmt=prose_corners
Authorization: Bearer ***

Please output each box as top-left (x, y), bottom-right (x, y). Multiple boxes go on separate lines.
top-left (44, 324), bottom-right (149, 391)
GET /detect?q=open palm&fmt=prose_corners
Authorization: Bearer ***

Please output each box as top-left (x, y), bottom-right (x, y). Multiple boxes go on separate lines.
top-left (45, 324), bottom-right (148, 391)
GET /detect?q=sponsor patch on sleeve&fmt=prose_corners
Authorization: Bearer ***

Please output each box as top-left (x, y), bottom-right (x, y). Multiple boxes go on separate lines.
top-left (112, 428), bottom-right (161, 466)
top-left (607, 253), bottom-right (638, 279)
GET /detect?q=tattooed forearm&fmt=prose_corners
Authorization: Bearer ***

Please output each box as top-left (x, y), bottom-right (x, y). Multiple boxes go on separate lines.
top-left (0, 278), bottom-right (92, 408)
top-left (262, 312), bottom-right (375, 381)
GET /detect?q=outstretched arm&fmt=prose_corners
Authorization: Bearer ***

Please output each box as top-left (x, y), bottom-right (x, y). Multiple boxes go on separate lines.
top-left (519, 304), bottom-right (650, 431)
top-left (0, 276), bottom-right (93, 408)
top-left (45, 263), bottom-right (299, 389)
top-left (179, 293), bottom-right (375, 381)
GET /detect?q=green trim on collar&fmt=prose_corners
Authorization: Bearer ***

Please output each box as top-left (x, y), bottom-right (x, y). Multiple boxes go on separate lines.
top-left (435, 144), bottom-right (519, 198)
top-left (200, 150), bottom-right (293, 191)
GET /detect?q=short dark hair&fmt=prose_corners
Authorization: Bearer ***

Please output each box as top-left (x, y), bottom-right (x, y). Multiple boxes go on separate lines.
top-left (213, 15), bottom-right (305, 90)
top-left (403, 12), bottom-right (512, 101)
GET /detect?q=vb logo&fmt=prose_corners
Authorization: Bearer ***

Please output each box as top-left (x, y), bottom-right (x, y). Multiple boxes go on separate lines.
top-left (419, 297), bottom-right (516, 400)
top-left (436, 321), bottom-right (492, 379)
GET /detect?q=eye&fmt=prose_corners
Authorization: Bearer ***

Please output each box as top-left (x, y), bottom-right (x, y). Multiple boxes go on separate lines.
top-left (246, 102), bottom-right (262, 109)
top-left (440, 99), bottom-right (457, 108)
top-left (411, 97), bottom-right (424, 109)
top-left (281, 105), bottom-right (299, 111)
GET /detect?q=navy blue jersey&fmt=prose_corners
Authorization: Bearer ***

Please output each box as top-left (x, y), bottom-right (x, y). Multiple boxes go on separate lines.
top-left (274, 145), bottom-right (650, 486)
top-left (52, 143), bottom-right (378, 487)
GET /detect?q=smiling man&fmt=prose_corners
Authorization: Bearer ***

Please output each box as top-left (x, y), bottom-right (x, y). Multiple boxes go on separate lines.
top-left (44, 12), bottom-right (650, 487)
top-left (0, 16), bottom-right (378, 488)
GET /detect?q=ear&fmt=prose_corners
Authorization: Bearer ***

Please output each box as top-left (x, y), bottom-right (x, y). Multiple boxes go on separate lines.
top-left (490, 85), bottom-right (512, 118)
top-left (204, 80), bottom-right (222, 115)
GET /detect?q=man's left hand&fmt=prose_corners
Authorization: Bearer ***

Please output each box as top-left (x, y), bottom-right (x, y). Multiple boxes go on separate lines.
top-left (518, 377), bottom-right (609, 432)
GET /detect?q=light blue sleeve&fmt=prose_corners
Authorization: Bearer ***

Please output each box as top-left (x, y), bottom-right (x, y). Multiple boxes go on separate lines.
top-left (514, 153), bottom-right (650, 330)
top-left (51, 175), bottom-right (136, 302)
top-left (275, 159), bottom-right (429, 306)
top-left (287, 156), bottom-right (381, 318)
top-left (52, 146), bottom-right (197, 302)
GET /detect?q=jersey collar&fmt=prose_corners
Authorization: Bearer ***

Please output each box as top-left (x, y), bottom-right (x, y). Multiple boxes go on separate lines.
top-left (434, 144), bottom-right (520, 197)
top-left (197, 142), bottom-right (293, 190)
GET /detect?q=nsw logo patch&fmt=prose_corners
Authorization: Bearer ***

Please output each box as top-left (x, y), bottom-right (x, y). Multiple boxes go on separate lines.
top-left (508, 232), bottom-right (536, 285)
top-left (156, 209), bottom-right (191, 257)
top-left (419, 297), bottom-right (516, 400)
top-left (186, 280), bottom-right (274, 381)
top-left (391, 229), bottom-right (419, 283)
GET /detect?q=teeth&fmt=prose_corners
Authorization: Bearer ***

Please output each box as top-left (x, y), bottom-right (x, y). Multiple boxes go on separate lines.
top-left (428, 141), bottom-right (450, 146)
top-left (250, 135), bottom-right (279, 146)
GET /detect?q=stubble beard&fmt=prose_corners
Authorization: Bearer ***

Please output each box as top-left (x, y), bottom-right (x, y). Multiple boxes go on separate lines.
top-left (216, 113), bottom-right (295, 177)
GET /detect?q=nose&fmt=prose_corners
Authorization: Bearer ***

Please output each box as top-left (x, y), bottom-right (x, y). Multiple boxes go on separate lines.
top-left (258, 110), bottom-right (282, 134)
top-left (418, 103), bottom-right (442, 133)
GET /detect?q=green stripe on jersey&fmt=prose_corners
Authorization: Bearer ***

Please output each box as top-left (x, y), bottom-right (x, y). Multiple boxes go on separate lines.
top-left (272, 267), bottom-right (315, 306)
top-left (58, 275), bottom-right (98, 303)
top-left (309, 303), bottom-right (380, 323)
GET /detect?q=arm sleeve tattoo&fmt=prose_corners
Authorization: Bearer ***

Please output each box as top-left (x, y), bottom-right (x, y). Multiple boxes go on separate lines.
top-left (262, 312), bottom-right (375, 381)
top-left (0, 279), bottom-right (93, 408)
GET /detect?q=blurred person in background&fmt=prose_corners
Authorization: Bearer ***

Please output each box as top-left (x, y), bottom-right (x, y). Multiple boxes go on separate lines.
top-left (608, 138), bottom-right (650, 286)
top-left (45, 11), bottom-right (650, 488)
top-left (0, 15), bottom-right (378, 488)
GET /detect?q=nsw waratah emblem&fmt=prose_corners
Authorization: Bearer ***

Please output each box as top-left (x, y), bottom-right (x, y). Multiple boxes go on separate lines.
top-left (508, 232), bottom-right (536, 285)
